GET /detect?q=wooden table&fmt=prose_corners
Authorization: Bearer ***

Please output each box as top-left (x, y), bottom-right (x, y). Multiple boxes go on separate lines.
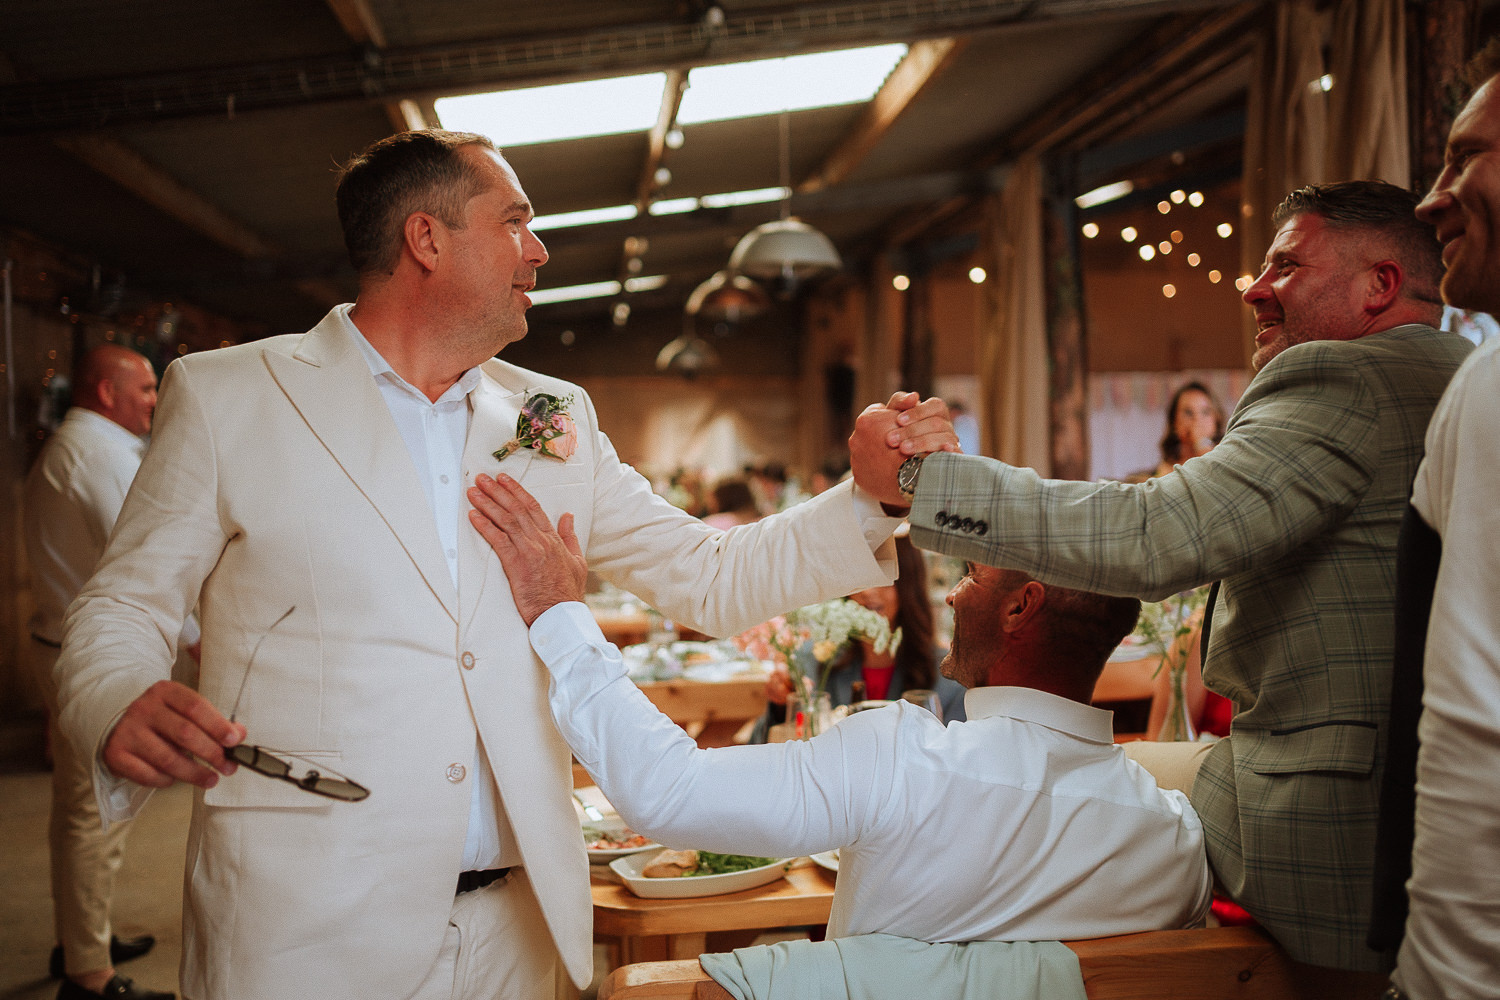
top-left (637, 675), bottom-right (768, 748)
top-left (592, 861), bottom-right (836, 968)
top-left (1092, 652), bottom-right (1163, 704)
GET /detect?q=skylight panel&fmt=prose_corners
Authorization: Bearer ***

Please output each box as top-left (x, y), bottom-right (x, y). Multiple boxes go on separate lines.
top-left (699, 186), bottom-right (788, 209)
top-left (648, 197), bottom-right (700, 216)
top-left (435, 73), bottom-right (666, 146)
top-left (530, 205), bottom-right (638, 231)
top-left (677, 44), bottom-right (907, 124)
top-left (528, 280), bottom-right (623, 305)
top-left (529, 276), bottom-right (668, 305)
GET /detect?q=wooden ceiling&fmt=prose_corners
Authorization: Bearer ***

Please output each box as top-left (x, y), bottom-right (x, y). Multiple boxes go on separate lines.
top-left (0, 0), bottom-right (1258, 342)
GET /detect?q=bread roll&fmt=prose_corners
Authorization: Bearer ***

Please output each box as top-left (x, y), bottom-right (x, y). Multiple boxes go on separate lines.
top-left (641, 848), bottom-right (699, 878)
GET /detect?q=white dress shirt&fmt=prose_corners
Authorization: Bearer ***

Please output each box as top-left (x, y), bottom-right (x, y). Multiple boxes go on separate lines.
top-left (26, 406), bottom-right (200, 650)
top-left (26, 408), bottom-right (148, 644)
top-left (1395, 336), bottom-right (1500, 1000)
top-left (531, 602), bottom-right (1212, 942)
top-left (342, 308), bottom-right (514, 871)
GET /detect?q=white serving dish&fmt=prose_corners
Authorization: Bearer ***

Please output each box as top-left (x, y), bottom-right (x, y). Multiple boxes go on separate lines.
top-left (810, 849), bottom-right (840, 873)
top-left (609, 851), bottom-right (793, 898)
top-left (583, 819), bottom-right (660, 864)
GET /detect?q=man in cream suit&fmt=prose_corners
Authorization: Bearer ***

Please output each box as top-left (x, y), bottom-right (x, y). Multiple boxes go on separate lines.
top-left (852, 181), bottom-right (1472, 974)
top-left (55, 130), bottom-right (955, 1000)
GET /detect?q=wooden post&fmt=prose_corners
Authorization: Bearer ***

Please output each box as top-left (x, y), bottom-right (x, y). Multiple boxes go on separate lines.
top-left (899, 263), bottom-right (934, 400)
top-left (1042, 157), bottom-right (1089, 482)
top-left (1409, 0), bottom-right (1479, 193)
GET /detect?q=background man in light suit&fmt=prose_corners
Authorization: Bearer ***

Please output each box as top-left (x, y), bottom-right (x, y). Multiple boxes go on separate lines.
top-left (54, 129), bottom-right (955, 1000)
top-left (24, 345), bottom-right (183, 1000)
top-left (851, 181), bottom-right (1472, 975)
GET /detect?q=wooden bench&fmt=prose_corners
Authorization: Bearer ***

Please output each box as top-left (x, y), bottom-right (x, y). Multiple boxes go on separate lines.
top-left (598, 926), bottom-right (1389, 999)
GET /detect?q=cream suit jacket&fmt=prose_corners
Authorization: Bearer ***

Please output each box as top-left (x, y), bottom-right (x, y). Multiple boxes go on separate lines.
top-left (56, 308), bottom-right (897, 999)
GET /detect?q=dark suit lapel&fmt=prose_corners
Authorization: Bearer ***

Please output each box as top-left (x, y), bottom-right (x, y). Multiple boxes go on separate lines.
top-left (262, 313), bottom-right (459, 622)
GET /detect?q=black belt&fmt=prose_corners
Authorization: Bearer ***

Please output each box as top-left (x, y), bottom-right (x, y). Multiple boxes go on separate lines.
top-left (456, 867), bottom-right (513, 895)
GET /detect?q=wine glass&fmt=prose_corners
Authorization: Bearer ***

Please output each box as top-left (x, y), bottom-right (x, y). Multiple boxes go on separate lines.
top-left (901, 688), bottom-right (943, 722)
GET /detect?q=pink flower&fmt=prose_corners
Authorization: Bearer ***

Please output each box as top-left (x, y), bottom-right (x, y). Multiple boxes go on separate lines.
top-left (542, 414), bottom-right (578, 461)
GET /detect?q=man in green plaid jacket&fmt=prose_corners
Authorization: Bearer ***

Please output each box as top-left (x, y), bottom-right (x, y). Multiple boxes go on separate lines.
top-left (853, 180), bottom-right (1473, 973)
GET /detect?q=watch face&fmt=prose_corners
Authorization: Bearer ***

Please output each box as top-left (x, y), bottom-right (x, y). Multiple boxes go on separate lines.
top-left (899, 456), bottom-right (921, 497)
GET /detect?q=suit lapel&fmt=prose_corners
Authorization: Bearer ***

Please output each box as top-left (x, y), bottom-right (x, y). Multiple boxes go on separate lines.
top-left (263, 313), bottom-right (459, 621)
top-left (458, 367), bottom-right (527, 637)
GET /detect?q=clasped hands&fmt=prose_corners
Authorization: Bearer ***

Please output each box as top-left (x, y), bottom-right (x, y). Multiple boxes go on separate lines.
top-left (848, 390), bottom-right (962, 509)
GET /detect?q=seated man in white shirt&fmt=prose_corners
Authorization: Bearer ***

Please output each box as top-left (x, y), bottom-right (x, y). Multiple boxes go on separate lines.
top-left (467, 472), bottom-right (1211, 943)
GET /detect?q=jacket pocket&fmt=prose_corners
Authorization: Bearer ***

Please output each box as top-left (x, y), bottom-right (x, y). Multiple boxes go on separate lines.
top-left (1247, 720), bottom-right (1378, 776)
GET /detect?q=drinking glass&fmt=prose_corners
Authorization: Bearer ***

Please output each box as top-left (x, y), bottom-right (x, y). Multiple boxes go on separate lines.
top-left (900, 688), bottom-right (943, 722)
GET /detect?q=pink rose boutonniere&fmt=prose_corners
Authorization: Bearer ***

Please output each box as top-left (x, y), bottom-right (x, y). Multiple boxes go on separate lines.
top-left (494, 391), bottom-right (578, 462)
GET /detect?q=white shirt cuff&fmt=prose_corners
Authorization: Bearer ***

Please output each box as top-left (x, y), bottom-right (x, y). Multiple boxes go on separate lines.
top-left (850, 482), bottom-right (906, 555)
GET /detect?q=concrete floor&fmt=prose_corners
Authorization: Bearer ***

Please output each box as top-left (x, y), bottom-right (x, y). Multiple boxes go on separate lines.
top-left (0, 770), bottom-right (189, 1000)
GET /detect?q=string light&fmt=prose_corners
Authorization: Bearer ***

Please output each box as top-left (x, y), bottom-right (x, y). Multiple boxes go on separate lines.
top-left (1170, 190), bottom-right (1186, 204)
top-left (1162, 284), bottom-right (1177, 298)
top-left (1217, 223), bottom-right (1234, 238)
top-left (1157, 201), bottom-right (1171, 215)
top-left (968, 267), bottom-right (987, 284)
top-left (1082, 222), bottom-right (1099, 238)
top-left (1121, 227), bottom-right (1138, 242)
top-left (1188, 191), bottom-right (1205, 207)
top-left (1187, 253), bottom-right (1201, 266)
top-left (892, 274), bottom-right (910, 291)
top-left (1139, 245), bottom-right (1156, 261)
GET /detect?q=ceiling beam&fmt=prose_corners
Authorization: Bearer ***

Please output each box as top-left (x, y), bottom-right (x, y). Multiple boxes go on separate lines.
top-left (878, 3), bottom-right (1259, 250)
top-left (321, 0), bottom-right (418, 134)
top-left (323, 0), bottom-right (388, 48)
top-left (0, 0), bottom-right (1235, 135)
top-left (49, 134), bottom-right (344, 309)
top-left (52, 135), bottom-right (278, 259)
top-left (636, 70), bottom-right (688, 210)
top-left (801, 37), bottom-right (966, 194)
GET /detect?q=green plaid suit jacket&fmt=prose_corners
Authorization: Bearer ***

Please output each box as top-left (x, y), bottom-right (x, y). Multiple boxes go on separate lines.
top-left (910, 324), bottom-right (1473, 971)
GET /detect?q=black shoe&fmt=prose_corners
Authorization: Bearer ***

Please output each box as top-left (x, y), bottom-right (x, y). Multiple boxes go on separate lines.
top-left (56, 975), bottom-right (174, 1000)
top-left (49, 935), bottom-right (157, 979)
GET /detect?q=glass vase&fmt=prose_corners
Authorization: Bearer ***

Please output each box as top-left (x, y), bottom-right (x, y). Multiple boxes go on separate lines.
top-left (1156, 666), bottom-right (1198, 742)
top-left (787, 690), bottom-right (834, 740)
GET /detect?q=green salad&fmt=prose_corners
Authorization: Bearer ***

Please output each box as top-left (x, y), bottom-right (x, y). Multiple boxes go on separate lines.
top-left (683, 852), bottom-right (781, 877)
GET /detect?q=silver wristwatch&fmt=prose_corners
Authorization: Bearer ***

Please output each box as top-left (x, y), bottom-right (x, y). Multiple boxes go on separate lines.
top-left (898, 454), bottom-right (926, 503)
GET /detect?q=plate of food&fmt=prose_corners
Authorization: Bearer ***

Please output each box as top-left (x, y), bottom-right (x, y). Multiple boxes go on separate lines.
top-left (610, 848), bottom-right (793, 898)
top-left (810, 849), bottom-right (840, 873)
top-left (583, 819), bottom-right (660, 864)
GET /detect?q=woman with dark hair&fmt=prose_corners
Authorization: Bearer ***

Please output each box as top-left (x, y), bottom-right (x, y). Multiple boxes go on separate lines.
top-left (1150, 381), bottom-right (1224, 479)
top-left (749, 534), bottom-right (966, 743)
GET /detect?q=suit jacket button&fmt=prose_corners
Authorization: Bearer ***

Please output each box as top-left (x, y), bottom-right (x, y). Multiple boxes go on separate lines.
top-left (461, 651), bottom-right (476, 670)
top-left (961, 518), bottom-right (975, 532)
top-left (446, 763), bottom-right (466, 783)
top-left (976, 520), bottom-right (989, 535)
top-left (936, 511), bottom-right (949, 527)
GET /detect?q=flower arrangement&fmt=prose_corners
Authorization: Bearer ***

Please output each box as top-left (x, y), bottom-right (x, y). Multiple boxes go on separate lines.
top-left (494, 391), bottom-right (578, 462)
top-left (1134, 586), bottom-right (1211, 741)
top-left (735, 598), bottom-right (901, 737)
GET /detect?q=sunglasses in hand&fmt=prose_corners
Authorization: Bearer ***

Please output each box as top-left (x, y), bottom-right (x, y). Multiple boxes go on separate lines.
top-left (225, 607), bottom-right (370, 803)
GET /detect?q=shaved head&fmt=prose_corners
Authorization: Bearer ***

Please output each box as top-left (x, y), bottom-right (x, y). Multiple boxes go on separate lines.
top-left (76, 345), bottom-right (158, 436)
